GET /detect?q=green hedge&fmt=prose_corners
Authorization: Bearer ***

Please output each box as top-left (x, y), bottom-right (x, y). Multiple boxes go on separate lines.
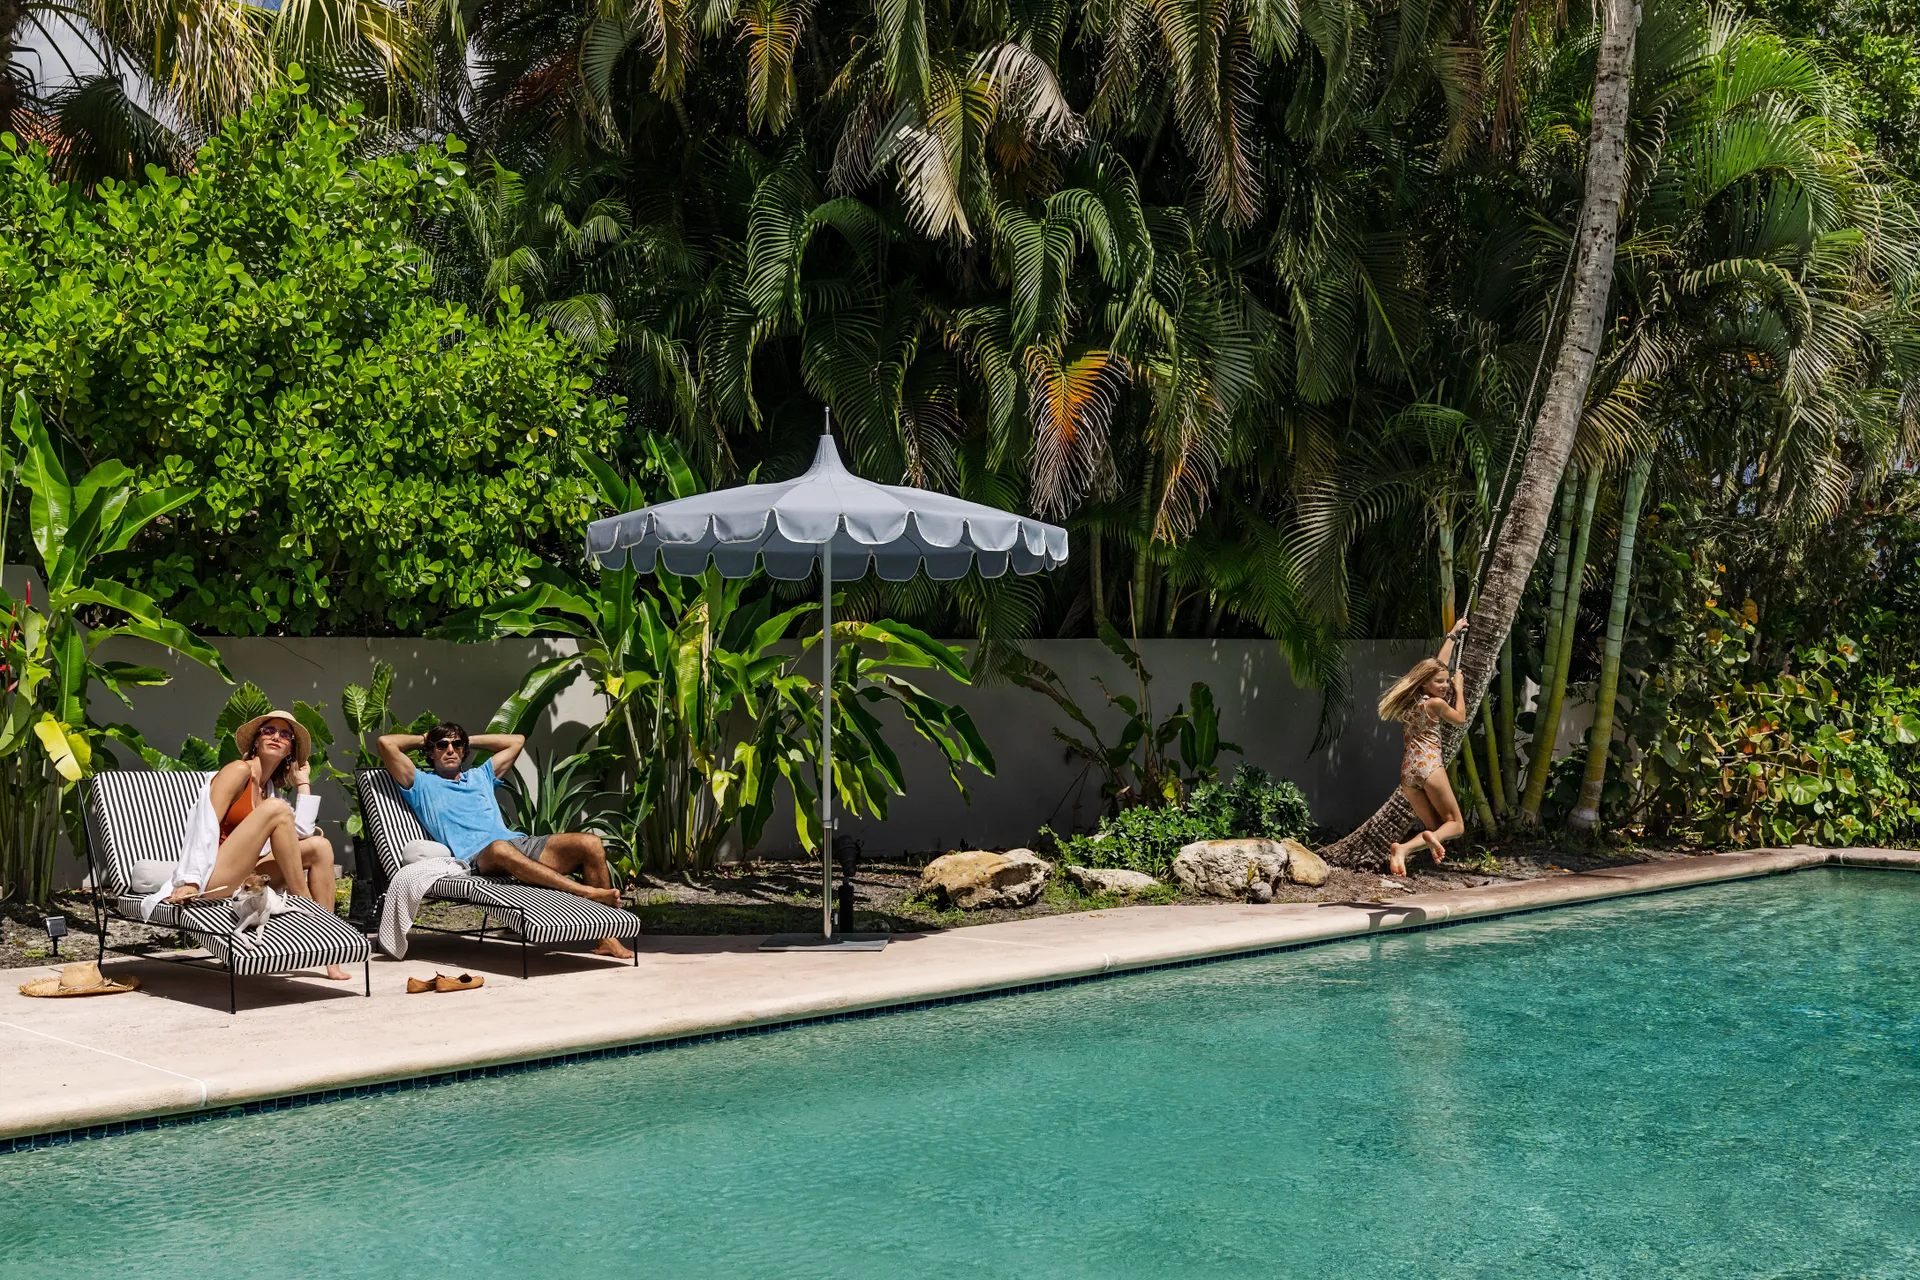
top-left (0, 76), bottom-right (623, 634)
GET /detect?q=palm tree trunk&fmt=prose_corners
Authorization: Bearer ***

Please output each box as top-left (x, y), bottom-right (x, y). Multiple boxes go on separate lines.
top-left (1498, 633), bottom-right (1518, 801)
top-left (1481, 697), bottom-right (1507, 816)
top-left (1436, 503), bottom-right (1457, 630)
top-left (1458, 729), bottom-right (1497, 830)
top-left (1089, 533), bottom-right (1106, 627)
top-left (1520, 462), bottom-right (1601, 821)
top-left (1318, 0), bottom-right (1638, 867)
top-left (1532, 468), bottom-right (1580, 772)
top-left (1568, 452), bottom-right (1652, 830)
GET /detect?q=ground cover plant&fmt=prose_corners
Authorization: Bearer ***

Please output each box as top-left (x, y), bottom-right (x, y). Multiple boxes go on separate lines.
top-left (1047, 766), bottom-right (1313, 878)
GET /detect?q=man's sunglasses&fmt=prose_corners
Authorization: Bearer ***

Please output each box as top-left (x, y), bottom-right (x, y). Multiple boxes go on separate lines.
top-left (429, 740), bottom-right (468, 754)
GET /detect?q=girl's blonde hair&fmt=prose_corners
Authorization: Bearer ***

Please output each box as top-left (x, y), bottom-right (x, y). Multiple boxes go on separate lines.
top-left (1378, 658), bottom-right (1446, 723)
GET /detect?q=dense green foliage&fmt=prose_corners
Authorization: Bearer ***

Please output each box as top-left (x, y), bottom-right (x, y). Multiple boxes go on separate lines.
top-left (0, 80), bottom-right (624, 634)
top-left (1049, 766), bottom-right (1312, 876)
top-left (0, 391), bottom-right (230, 903)
top-left (3, 0), bottom-right (1918, 862)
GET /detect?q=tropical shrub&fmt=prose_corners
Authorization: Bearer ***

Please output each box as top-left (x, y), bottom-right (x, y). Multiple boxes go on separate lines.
top-left (1048, 766), bottom-right (1312, 878)
top-left (0, 392), bottom-right (231, 904)
top-left (1626, 610), bottom-right (1920, 847)
top-left (1019, 624), bottom-right (1239, 815)
top-left (437, 451), bottom-right (996, 876)
top-left (0, 74), bottom-right (624, 635)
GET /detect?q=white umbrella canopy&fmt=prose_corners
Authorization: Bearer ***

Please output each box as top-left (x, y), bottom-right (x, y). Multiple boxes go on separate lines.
top-left (584, 426), bottom-right (1069, 943)
top-left (586, 433), bottom-right (1069, 582)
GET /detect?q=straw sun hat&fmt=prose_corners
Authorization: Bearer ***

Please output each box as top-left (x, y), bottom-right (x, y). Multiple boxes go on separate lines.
top-left (233, 711), bottom-right (311, 765)
top-left (18, 961), bottom-right (140, 998)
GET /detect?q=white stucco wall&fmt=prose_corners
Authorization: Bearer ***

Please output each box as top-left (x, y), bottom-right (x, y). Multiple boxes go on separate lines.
top-left (73, 630), bottom-right (1439, 858)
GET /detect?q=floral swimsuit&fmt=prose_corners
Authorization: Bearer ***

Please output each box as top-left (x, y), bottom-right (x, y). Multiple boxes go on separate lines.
top-left (1400, 702), bottom-right (1445, 790)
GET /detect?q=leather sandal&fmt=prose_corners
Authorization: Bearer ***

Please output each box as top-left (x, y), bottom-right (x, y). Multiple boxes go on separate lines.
top-left (434, 972), bottom-right (484, 993)
top-left (406, 976), bottom-right (438, 994)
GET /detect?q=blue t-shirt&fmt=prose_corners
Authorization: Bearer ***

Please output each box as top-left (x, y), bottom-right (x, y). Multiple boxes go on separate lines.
top-left (401, 765), bottom-right (522, 863)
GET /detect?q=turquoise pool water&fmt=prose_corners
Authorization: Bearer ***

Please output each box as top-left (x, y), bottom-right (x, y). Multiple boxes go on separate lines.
top-left (4, 869), bottom-right (1917, 1277)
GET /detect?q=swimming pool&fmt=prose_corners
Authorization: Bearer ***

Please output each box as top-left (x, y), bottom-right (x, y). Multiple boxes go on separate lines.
top-left (4, 868), bottom-right (1916, 1277)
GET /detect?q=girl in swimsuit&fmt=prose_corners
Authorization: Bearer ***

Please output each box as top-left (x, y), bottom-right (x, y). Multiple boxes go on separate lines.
top-left (1377, 619), bottom-right (1470, 877)
top-left (163, 709), bottom-right (350, 981)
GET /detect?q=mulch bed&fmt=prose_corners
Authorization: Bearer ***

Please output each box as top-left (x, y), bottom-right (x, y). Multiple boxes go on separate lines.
top-left (1, 842), bottom-right (1698, 971)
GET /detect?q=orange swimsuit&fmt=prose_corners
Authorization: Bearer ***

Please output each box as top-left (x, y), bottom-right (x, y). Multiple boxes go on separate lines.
top-left (219, 785), bottom-right (256, 843)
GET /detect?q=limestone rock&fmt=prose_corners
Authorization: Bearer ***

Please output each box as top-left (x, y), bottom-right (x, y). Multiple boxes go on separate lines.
top-left (1170, 839), bottom-right (1287, 899)
top-left (920, 848), bottom-right (1052, 909)
top-left (1246, 879), bottom-right (1274, 903)
top-left (1280, 838), bottom-right (1331, 887)
top-left (1065, 865), bottom-right (1160, 895)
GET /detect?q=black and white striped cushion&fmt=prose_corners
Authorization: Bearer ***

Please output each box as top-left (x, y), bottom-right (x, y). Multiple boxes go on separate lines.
top-left (422, 876), bottom-right (646, 944)
top-left (89, 770), bottom-right (370, 973)
top-left (87, 770), bottom-right (211, 895)
top-left (357, 769), bottom-right (643, 944)
top-left (113, 893), bottom-right (370, 974)
top-left (357, 769), bottom-right (434, 879)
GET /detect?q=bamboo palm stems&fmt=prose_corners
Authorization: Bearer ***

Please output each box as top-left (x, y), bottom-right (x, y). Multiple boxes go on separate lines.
top-left (1521, 470), bottom-right (1581, 819)
top-left (1521, 463), bottom-right (1603, 821)
top-left (1569, 452), bottom-right (1653, 830)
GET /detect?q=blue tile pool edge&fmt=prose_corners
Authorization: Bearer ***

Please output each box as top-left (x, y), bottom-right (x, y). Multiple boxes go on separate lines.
top-left (3, 855), bottom-right (1912, 1155)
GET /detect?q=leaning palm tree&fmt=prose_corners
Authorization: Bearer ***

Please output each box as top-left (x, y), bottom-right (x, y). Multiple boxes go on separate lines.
top-left (1319, 0), bottom-right (1641, 867)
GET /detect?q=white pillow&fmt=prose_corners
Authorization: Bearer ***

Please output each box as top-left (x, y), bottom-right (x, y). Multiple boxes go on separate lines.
top-left (400, 838), bottom-right (455, 866)
top-left (128, 860), bottom-right (177, 894)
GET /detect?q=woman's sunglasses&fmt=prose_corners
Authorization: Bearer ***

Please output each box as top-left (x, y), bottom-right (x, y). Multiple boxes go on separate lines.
top-left (256, 724), bottom-right (296, 741)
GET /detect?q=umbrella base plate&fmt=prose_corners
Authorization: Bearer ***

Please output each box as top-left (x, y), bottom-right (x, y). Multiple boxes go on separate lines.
top-left (759, 932), bottom-right (890, 952)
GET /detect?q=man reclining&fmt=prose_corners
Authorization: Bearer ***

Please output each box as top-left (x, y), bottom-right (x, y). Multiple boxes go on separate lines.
top-left (378, 722), bottom-right (634, 960)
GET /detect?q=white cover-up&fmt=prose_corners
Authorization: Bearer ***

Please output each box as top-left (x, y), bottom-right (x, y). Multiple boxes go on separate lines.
top-left (377, 856), bottom-right (468, 959)
top-left (137, 786), bottom-right (324, 922)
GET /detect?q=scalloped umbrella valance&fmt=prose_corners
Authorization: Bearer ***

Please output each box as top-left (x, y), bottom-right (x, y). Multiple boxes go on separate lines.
top-left (584, 425), bottom-right (1069, 944)
top-left (585, 433), bottom-right (1069, 582)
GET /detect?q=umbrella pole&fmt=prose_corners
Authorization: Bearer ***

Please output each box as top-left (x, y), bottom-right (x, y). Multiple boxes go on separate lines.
top-left (820, 535), bottom-right (834, 938)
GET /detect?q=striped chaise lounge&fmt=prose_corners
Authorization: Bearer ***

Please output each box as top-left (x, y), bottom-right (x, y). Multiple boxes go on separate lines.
top-left (82, 770), bottom-right (372, 1013)
top-left (357, 769), bottom-right (642, 975)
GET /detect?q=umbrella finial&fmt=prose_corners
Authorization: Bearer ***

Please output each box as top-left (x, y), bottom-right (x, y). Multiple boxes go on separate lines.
top-left (823, 404), bottom-right (832, 438)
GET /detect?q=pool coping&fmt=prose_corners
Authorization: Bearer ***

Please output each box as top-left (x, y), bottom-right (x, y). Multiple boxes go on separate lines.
top-left (3, 844), bottom-right (1915, 1153)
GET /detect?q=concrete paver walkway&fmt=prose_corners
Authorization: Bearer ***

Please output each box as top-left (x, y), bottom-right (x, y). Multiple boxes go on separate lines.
top-left (3, 845), bottom-right (1913, 1143)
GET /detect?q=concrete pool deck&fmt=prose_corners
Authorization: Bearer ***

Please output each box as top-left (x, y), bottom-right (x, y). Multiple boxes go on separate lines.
top-left (3, 844), bottom-right (1915, 1146)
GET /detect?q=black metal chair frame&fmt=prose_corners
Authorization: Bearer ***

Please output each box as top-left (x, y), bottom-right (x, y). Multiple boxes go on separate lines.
top-left (356, 788), bottom-right (640, 978)
top-left (80, 777), bottom-right (373, 1014)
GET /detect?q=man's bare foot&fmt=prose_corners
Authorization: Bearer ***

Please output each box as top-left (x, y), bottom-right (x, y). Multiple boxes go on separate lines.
top-left (594, 937), bottom-right (634, 960)
top-left (323, 965), bottom-right (352, 981)
top-left (1421, 831), bottom-right (1446, 862)
top-left (585, 886), bottom-right (621, 907)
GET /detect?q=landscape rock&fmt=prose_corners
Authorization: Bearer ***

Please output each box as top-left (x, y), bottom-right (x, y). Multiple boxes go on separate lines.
top-left (1170, 839), bottom-right (1288, 899)
top-left (920, 849), bottom-right (1052, 910)
top-left (1246, 880), bottom-right (1274, 903)
top-left (1280, 839), bottom-right (1331, 886)
top-left (1064, 865), bottom-right (1161, 895)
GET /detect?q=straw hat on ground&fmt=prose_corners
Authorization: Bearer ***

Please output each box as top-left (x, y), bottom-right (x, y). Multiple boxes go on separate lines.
top-left (18, 961), bottom-right (140, 998)
top-left (234, 711), bottom-right (311, 765)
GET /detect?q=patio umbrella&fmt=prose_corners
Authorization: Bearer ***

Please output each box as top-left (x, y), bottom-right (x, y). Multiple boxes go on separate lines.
top-left (585, 416), bottom-right (1069, 943)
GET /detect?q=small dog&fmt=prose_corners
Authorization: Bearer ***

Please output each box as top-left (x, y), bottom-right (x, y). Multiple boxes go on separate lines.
top-left (230, 874), bottom-right (288, 945)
